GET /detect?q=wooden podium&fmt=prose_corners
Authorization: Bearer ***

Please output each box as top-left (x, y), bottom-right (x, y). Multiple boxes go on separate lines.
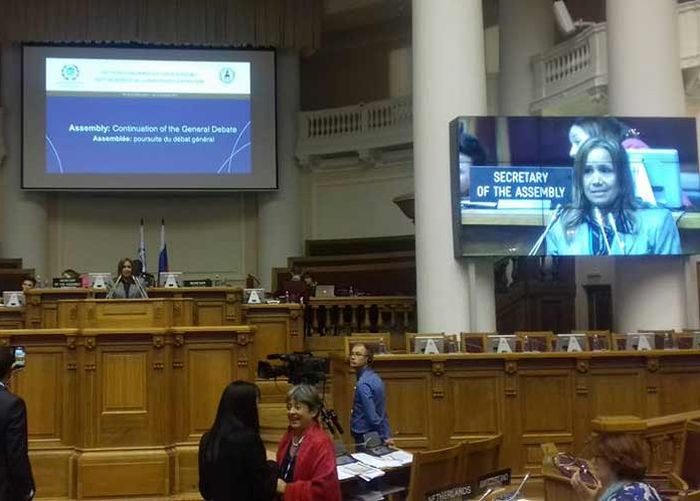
top-left (5, 298), bottom-right (256, 500)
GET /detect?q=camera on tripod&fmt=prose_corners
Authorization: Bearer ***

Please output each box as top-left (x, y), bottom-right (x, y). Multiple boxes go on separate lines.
top-left (257, 352), bottom-right (330, 385)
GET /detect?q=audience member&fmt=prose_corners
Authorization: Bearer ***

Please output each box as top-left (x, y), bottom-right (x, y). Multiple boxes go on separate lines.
top-left (0, 346), bottom-right (35, 501)
top-left (571, 433), bottom-right (662, 501)
top-left (20, 277), bottom-right (36, 294)
top-left (198, 381), bottom-right (277, 501)
top-left (276, 384), bottom-right (341, 501)
top-left (349, 343), bottom-right (393, 446)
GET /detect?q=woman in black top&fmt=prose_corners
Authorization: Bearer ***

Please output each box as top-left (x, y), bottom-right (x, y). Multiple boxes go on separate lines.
top-left (199, 381), bottom-right (277, 501)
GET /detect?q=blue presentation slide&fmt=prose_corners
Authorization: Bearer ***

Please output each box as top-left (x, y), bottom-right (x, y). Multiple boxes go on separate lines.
top-left (44, 57), bottom-right (253, 175)
top-left (46, 96), bottom-right (251, 174)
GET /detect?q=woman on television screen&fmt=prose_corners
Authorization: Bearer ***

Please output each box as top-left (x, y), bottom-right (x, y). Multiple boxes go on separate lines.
top-left (546, 137), bottom-right (681, 255)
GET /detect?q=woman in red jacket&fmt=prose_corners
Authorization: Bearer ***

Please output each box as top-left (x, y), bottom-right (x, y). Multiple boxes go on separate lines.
top-left (276, 385), bottom-right (341, 501)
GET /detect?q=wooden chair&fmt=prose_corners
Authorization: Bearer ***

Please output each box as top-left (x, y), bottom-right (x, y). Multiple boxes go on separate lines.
top-left (461, 434), bottom-right (502, 484)
top-left (678, 420), bottom-right (700, 492)
top-left (638, 329), bottom-right (676, 349)
top-left (573, 330), bottom-right (612, 350)
top-left (514, 331), bottom-right (555, 352)
top-left (344, 333), bottom-right (392, 356)
top-left (406, 442), bottom-right (464, 501)
top-left (678, 330), bottom-right (700, 350)
top-left (611, 332), bottom-right (629, 351)
top-left (404, 332), bottom-right (446, 354)
top-left (459, 332), bottom-right (495, 353)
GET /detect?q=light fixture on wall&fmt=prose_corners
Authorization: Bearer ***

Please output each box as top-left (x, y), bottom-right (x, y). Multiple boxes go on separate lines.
top-left (553, 0), bottom-right (595, 35)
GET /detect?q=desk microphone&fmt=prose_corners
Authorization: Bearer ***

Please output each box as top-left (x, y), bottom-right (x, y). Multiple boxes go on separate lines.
top-left (593, 208), bottom-right (613, 254)
top-left (528, 204), bottom-right (564, 256)
top-left (607, 212), bottom-right (626, 254)
top-left (106, 274), bottom-right (122, 299)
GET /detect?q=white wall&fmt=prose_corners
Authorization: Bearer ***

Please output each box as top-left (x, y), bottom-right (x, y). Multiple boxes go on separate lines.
top-left (302, 162), bottom-right (414, 240)
top-left (46, 193), bottom-right (257, 283)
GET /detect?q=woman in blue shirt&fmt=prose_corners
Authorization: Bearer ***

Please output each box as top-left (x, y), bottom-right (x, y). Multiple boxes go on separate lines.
top-left (546, 137), bottom-right (681, 256)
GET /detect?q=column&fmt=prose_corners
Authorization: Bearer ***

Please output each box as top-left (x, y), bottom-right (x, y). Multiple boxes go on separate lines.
top-left (413, 0), bottom-right (495, 333)
top-left (498, 0), bottom-right (555, 114)
top-left (257, 50), bottom-right (302, 291)
top-left (606, 0), bottom-right (687, 331)
top-left (0, 46), bottom-right (49, 278)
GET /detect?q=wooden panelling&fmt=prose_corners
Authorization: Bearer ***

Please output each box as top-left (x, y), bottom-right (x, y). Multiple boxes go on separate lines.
top-left (242, 304), bottom-right (304, 363)
top-left (449, 375), bottom-right (501, 436)
top-left (332, 351), bottom-right (700, 475)
top-left (0, 324), bottom-right (255, 500)
top-left (187, 349), bottom-right (232, 437)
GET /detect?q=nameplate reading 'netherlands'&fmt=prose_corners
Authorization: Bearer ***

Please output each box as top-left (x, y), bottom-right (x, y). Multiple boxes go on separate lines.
top-left (470, 166), bottom-right (572, 206)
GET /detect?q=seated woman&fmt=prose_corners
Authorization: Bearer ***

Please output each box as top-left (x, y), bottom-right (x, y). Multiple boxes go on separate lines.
top-left (546, 137), bottom-right (681, 255)
top-left (571, 433), bottom-right (662, 501)
top-left (198, 381), bottom-right (277, 501)
top-left (276, 385), bottom-right (341, 501)
top-left (106, 258), bottom-right (148, 299)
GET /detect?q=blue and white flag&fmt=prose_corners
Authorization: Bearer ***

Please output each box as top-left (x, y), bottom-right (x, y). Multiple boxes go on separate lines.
top-left (158, 218), bottom-right (169, 274)
top-left (138, 218), bottom-right (146, 272)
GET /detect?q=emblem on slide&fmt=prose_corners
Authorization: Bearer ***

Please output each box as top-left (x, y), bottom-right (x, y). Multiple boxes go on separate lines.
top-left (61, 64), bottom-right (80, 81)
top-left (219, 67), bottom-right (235, 84)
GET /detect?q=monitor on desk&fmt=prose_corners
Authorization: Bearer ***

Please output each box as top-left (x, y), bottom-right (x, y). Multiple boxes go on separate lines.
top-left (314, 285), bottom-right (335, 298)
top-left (88, 272), bottom-right (113, 289)
top-left (487, 335), bottom-right (516, 354)
top-left (413, 335), bottom-right (445, 354)
top-left (625, 332), bottom-right (655, 351)
top-left (2, 291), bottom-right (24, 307)
top-left (555, 334), bottom-right (587, 352)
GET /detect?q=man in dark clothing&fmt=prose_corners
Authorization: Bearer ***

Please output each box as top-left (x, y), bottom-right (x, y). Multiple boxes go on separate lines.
top-left (0, 346), bottom-right (34, 501)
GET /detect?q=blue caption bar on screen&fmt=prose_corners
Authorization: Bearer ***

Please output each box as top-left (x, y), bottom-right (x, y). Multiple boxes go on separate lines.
top-left (470, 166), bottom-right (573, 206)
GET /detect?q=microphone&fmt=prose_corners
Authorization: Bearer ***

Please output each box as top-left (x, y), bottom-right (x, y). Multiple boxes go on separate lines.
top-left (106, 274), bottom-right (122, 299)
top-left (593, 208), bottom-right (613, 254)
top-left (607, 212), bottom-right (626, 254)
top-left (528, 204), bottom-right (564, 256)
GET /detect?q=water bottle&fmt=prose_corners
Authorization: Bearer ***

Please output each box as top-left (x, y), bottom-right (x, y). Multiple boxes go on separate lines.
top-left (591, 334), bottom-right (602, 351)
top-left (522, 335), bottom-right (531, 352)
top-left (285, 290), bottom-right (290, 303)
top-left (349, 285), bottom-right (355, 296)
top-left (214, 274), bottom-right (221, 287)
top-left (378, 339), bottom-right (387, 354)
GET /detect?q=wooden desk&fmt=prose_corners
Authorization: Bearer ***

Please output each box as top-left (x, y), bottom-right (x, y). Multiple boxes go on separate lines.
top-left (2, 317), bottom-right (256, 498)
top-left (24, 288), bottom-right (91, 328)
top-left (331, 351), bottom-right (700, 476)
top-left (242, 303), bottom-right (303, 364)
top-left (148, 286), bottom-right (243, 326)
top-left (0, 306), bottom-right (25, 329)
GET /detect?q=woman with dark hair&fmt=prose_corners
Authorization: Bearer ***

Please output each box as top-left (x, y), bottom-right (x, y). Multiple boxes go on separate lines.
top-left (106, 257), bottom-right (148, 299)
top-left (571, 433), bottom-right (662, 501)
top-left (276, 384), bottom-right (341, 501)
top-left (198, 381), bottom-right (277, 501)
top-left (546, 137), bottom-right (680, 255)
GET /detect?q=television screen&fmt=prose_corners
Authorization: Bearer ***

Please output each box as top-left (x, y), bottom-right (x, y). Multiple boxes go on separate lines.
top-left (450, 116), bottom-right (700, 256)
top-left (22, 45), bottom-right (277, 190)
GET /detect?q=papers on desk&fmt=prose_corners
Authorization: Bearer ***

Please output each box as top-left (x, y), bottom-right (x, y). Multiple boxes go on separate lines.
top-left (337, 448), bottom-right (413, 482)
top-left (337, 460), bottom-right (385, 482)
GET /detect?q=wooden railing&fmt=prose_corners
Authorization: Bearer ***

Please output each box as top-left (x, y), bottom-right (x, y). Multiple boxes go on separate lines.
top-left (592, 409), bottom-right (700, 474)
top-left (306, 296), bottom-right (416, 336)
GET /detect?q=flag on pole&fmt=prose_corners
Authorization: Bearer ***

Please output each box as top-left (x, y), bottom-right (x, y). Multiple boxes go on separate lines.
top-left (137, 218), bottom-right (146, 273)
top-left (158, 218), bottom-right (169, 274)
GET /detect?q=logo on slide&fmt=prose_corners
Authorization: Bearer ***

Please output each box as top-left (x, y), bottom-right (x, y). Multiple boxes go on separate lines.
top-left (219, 67), bottom-right (235, 84)
top-left (61, 64), bottom-right (80, 81)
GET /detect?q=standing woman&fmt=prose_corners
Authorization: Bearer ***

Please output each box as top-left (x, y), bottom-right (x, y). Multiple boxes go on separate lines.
top-left (107, 258), bottom-right (148, 299)
top-left (199, 381), bottom-right (277, 501)
top-left (276, 385), bottom-right (341, 501)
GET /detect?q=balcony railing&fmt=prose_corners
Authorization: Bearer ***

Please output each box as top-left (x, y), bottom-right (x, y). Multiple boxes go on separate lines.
top-left (296, 96), bottom-right (412, 163)
top-left (305, 295), bottom-right (416, 336)
top-left (531, 23), bottom-right (608, 113)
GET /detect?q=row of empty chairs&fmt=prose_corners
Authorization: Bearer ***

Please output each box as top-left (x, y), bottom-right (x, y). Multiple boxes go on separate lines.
top-left (343, 330), bottom-right (700, 355)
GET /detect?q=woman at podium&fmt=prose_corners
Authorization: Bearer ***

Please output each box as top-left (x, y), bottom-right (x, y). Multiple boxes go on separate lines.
top-left (106, 258), bottom-right (148, 299)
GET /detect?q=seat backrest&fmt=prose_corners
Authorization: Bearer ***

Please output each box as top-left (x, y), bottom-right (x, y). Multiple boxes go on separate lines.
top-left (680, 420), bottom-right (700, 489)
top-left (407, 442), bottom-right (463, 501)
top-left (405, 332), bottom-right (445, 354)
top-left (460, 332), bottom-right (495, 353)
top-left (344, 333), bottom-right (391, 357)
top-left (515, 331), bottom-right (555, 352)
top-left (463, 434), bottom-right (502, 484)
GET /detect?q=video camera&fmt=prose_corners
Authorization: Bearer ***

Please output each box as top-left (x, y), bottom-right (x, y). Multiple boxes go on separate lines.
top-left (257, 352), bottom-right (329, 385)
